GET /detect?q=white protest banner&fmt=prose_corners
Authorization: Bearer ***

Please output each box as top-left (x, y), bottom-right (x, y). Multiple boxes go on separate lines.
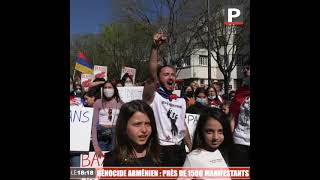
top-left (121, 66), bottom-right (136, 84)
top-left (185, 113), bottom-right (200, 152)
top-left (81, 74), bottom-right (95, 91)
top-left (80, 151), bottom-right (109, 168)
top-left (94, 65), bottom-right (107, 80)
top-left (70, 106), bottom-right (93, 151)
top-left (80, 151), bottom-right (109, 180)
top-left (117, 87), bottom-right (181, 103)
top-left (118, 86), bottom-right (144, 103)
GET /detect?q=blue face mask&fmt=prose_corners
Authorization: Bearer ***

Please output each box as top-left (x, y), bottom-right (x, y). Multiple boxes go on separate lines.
top-left (196, 98), bottom-right (207, 105)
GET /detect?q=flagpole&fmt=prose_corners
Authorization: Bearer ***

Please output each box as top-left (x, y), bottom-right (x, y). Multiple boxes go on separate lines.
top-left (72, 69), bottom-right (76, 81)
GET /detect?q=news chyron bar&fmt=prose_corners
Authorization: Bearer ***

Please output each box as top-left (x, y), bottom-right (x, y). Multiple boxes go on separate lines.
top-left (70, 167), bottom-right (250, 179)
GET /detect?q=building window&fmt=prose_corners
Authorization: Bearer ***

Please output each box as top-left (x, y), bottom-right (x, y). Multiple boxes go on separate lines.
top-left (199, 55), bottom-right (208, 65)
top-left (184, 56), bottom-right (191, 66)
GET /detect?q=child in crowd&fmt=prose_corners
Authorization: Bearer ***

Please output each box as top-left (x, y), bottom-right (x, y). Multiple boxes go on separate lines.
top-left (103, 100), bottom-right (160, 166)
top-left (179, 108), bottom-right (233, 180)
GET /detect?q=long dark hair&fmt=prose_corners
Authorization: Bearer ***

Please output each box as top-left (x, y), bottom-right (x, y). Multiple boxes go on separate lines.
top-left (195, 87), bottom-right (207, 97)
top-left (114, 100), bottom-right (160, 165)
top-left (84, 85), bottom-right (102, 100)
top-left (192, 107), bottom-right (233, 164)
top-left (184, 86), bottom-right (194, 98)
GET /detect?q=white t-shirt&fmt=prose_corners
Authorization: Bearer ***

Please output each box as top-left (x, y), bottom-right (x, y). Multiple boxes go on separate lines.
top-left (180, 149), bottom-right (231, 180)
top-left (98, 108), bottom-right (120, 126)
top-left (150, 92), bottom-right (186, 145)
top-left (183, 149), bottom-right (229, 168)
top-left (233, 97), bottom-right (250, 146)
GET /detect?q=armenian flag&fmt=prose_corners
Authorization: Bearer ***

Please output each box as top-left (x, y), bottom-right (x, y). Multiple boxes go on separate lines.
top-left (75, 51), bottom-right (93, 74)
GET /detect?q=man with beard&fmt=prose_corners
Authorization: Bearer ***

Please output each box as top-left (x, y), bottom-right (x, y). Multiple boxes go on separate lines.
top-left (143, 32), bottom-right (192, 166)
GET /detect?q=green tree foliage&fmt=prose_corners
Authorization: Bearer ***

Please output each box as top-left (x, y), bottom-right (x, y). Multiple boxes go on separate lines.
top-left (70, 22), bottom-right (154, 83)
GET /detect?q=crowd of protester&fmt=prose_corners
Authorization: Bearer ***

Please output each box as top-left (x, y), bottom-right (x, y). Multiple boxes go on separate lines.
top-left (70, 33), bottom-right (250, 179)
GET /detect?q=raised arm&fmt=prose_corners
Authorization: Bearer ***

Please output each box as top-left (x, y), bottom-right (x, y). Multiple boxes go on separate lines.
top-left (143, 33), bottom-right (167, 104)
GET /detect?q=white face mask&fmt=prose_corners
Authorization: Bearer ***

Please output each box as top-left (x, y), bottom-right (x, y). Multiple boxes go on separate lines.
top-left (104, 88), bottom-right (114, 98)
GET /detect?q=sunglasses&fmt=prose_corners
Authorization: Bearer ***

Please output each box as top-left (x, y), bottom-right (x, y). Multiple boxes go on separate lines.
top-left (108, 108), bottom-right (112, 121)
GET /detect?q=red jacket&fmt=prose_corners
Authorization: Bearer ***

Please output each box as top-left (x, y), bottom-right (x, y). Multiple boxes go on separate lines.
top-left (230, 87), bottom-right (250, 128)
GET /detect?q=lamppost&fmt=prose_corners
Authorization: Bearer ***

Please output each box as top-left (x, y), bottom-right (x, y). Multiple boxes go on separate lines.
top-left (207, 0), bottom-right (211, 86)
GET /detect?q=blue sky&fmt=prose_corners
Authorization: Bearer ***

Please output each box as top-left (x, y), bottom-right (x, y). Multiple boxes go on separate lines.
top-left (70, 0), bottom-right (114, 35)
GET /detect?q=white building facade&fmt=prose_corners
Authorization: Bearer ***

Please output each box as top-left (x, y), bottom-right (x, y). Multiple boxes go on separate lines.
top-left (176, 48), bottom-right (244, 91)
top-left (175, 7), bottom-right (249, 92)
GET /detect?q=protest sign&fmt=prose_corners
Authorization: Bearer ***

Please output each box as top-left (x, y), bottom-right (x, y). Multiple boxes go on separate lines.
top-left (94, 65), bottom-right (108, 80)
top-left (80, 151), bottom-right (109, 168)
top-left (185, 113), bottom-right (200, 152)
top-left (70, 106), bottom-right (93, 151)
top-left (80, 151), bottom-right (109, 180)
top-left (121, 66), bottom-right (136, 84)
top-left (185, 113), bottom-right (200, 141)
top-left (118, 87), bottom-right (181, 103)
top-left (81, 74), bottom-right (95, 91)
top-left (118, 86), bottom-right (144, 103)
